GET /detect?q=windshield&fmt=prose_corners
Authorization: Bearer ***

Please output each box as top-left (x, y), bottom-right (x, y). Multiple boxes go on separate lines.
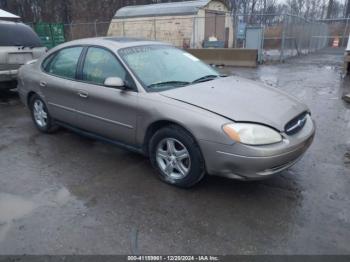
top-left (119, 45), bottom-right (219, 91)
top-left (0, 22), bottom-right (42, 47)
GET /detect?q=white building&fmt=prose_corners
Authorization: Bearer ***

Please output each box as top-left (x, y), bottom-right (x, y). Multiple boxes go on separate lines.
top-left (108, 0), bottom-right (233, 48)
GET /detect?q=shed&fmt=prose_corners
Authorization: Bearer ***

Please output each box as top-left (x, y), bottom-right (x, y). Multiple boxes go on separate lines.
top-left (107, 0), bottom-right (233, 48)
top-left (0, 9), bottom-right (20, 21)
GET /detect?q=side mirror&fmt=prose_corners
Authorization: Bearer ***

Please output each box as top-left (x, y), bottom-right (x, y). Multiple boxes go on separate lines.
top-left (104, 77), bottom-right (126, 89)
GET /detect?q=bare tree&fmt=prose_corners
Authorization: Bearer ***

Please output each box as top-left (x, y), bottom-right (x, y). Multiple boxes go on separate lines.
top-left (326, 0), bottom-right (334, 18)
top-left (345, 0), bottom-right (350, 17)
top-left (286, 0), bottom-right (305, 16)
top-left (320, 0), bottom-right (327, 18)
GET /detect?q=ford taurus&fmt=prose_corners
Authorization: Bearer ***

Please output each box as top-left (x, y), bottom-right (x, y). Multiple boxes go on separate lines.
top-left (18, 37), bottom-right (315, 187)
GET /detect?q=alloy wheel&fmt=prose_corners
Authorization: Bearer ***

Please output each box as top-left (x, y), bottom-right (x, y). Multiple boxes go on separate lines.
top-left (33, 100), bottom-right (48, 128)
top-left (156, 138), bottom-right (191, 180)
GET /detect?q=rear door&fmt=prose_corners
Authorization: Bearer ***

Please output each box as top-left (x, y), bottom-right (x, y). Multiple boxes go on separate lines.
top-left (73, 46), bottom-right (139, 146)
top-left (41, 46), bottom-right (84, 124)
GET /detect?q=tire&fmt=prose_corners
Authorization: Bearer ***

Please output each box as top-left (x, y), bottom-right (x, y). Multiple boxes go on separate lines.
top-left (29, 94), bottom-right (58, 133)
top-left (149, 125), bottom-right (205, 188)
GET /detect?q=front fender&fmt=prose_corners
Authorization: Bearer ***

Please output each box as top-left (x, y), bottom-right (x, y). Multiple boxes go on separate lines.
top-left (136, 93), bottom-right (234, 148)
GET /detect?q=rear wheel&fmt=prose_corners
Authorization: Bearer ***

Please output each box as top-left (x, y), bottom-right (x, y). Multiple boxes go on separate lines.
top-left (149, 125), bottom-right (205, 188)
top-left (29, 94), bottom-right (58, 133)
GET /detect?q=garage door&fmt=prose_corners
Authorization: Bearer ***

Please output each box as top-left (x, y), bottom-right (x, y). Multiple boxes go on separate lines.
top-left (205, 10), bottom-right (225, 41)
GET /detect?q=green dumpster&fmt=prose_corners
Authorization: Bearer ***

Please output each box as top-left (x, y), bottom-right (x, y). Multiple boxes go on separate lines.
top-left (34, 23), bottom-right (65, 49)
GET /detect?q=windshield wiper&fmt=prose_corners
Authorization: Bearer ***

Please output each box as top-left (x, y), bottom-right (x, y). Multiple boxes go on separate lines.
top-left (148, 81), bottom-right (190, 89)
top-left (192, 75), bottom-right (220, 84)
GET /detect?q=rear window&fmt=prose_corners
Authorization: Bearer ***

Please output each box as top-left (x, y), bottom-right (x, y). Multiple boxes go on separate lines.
top-left (0, 22), bottom-right (42, 47)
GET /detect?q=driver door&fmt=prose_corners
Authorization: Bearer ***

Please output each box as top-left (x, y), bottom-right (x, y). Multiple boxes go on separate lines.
top-left (73, 46), bottom-right (139, 146)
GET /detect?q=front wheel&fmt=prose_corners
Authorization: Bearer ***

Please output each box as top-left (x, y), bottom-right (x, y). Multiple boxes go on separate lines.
top-left (29, 94), bottom-right (58, 133)
top-left (149, 125), bottom-right (205, 188)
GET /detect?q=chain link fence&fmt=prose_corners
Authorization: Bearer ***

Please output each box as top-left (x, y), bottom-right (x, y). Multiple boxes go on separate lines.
top-left (28, 14), bottom-right (349, 63)
top-left (233, 14), bottom-right (330, 62)
top-left (318, 18), bottom-right (350, 47)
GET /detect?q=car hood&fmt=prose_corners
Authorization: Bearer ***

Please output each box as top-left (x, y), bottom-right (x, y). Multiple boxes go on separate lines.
top-left (160, 76), bottom-right (308, 131)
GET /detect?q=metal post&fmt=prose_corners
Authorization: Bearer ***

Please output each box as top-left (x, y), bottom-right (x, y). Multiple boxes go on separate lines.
top-left (308, 22), bottom-right (312, 53)
top-left (192, 17), bottom-right (196, 48)
top-left (49, 24), bottom-right (54, 47)
top-left (94, 20), bottom-right (98, 37)
top-left (298, 18), bottom-right (304, 55)
top-left (70, 22), bottom-right (74, 40)
top-left (342, 16), bottom-right (349, 47)
top-left (234, 14), bottom-right (238, 48)
top-left (280, 14), bottom-right (286, 62)
top-left (154, 18), bottom-right (157, 40)
top-left (122, 21), bottom-right (125, 37)
top-left (214, 14), bottom-right (217, 38)
top-left (259, 26), bottom-right (265, 63)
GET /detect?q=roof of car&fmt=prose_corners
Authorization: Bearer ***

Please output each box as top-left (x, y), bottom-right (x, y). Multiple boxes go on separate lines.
top-left (114, 0), bottom-right (212, 19)
top-left (104, 37), bottom-right (147, 43)
top-left (0, 20), bottom-right (42, 47)
top-left (52, 37), bottom-right (170, 51)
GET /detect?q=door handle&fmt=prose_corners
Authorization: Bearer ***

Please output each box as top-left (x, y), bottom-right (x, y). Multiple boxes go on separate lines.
top-left (78, 90), bottom-right (89, 99)
top-left (39, 81), bottom-right (47, 87)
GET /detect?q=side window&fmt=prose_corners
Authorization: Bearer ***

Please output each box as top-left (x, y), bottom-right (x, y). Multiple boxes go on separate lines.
top-left (42, 53), bottom-right (56, 72)
top-left (46, 47), bottom-right (83, 79)
top-left (82, 47), bottom-right (127, 85)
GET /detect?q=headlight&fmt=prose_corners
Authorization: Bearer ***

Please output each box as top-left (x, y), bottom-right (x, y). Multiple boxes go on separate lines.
top-left (223, 123), bottom-right (282, 145)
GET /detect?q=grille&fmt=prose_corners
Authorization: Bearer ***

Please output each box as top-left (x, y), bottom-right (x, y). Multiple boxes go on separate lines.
top-left (285, 112), bottom-right (308, 135)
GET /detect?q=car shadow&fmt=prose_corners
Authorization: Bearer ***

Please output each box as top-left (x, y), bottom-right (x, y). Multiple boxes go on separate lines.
top-left (0, 89), bottom-right (19, 104)
top-left (196, 169), bottom-right (304, 201)
top-left (49, 127), bottom-right (304, 205)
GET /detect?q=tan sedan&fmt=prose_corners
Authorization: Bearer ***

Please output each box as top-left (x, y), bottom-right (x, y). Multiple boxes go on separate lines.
top-left (18, 37), bottom-right (315, 187)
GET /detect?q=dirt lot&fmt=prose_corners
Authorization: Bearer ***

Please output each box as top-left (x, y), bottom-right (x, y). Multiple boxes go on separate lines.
top-left (0, 48), bottom-right (349, 255)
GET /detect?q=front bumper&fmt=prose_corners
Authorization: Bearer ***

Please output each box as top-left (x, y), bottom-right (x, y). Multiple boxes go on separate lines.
top-left (199, 118), bottom-right (316, 180)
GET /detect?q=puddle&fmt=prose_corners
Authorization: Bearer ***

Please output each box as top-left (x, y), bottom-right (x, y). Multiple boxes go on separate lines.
top-left (0, 187), bottom-right (74, 242)
top-left (323, 65), bottom-right (334, 70)
top-left (0, 194), bottom-right (36, 222)
top-left (0, 194), bottom-right (36, 241)
top-left (258, 67), bottom-right (279, 87)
